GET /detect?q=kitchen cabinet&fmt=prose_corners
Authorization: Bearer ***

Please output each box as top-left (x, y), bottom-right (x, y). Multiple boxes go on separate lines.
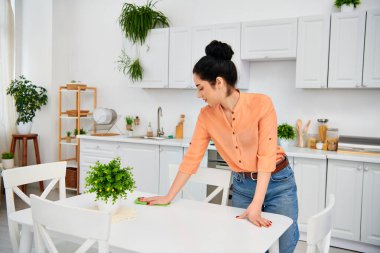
top-left (190, 23), bottom-right (249, 90)
top-left (241, 18), bottom-right (297, 60)
top-left (118, 143), bottom-right (160, 194)
top-left (327, 160), bottom-right (380, 246)
top-left (293, 157), bottom-right (327, 232)
top-left (135, 28), bottom-right (169, 88)
top-left (168, 27), bottom-right (192, 88)
top-left (296, 15), bottom-right (330, 88)
top-left (159, 145), bottom-right (184, 195)
top-left (328, 11), bottom-right (366, 88)
top-left (363, 9), bottom-right (380, 88)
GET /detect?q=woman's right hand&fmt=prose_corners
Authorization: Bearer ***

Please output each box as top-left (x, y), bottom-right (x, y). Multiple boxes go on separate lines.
top-left (139, 196), bottom-right (172, 205)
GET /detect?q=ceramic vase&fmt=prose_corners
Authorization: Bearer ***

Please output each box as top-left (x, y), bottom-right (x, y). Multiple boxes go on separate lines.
top-left (17, 121), bottom-right (33, 134)
top-left (2, 159), bottom-right (14, 169)
top-left (341, 4), bottom-right (354, 12)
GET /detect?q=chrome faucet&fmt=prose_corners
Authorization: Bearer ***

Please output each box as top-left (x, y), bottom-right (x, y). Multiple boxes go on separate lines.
top-left (157, 106), bottom-right (164, 137)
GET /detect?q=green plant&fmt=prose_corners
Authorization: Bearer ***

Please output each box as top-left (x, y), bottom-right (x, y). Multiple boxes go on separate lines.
top-left (66, 131), bottom-right (71, 137)
top-left (125, 116), bottom-right (134, 125)
top-left (6, 76), bottom-right (48, 124)
top-left (116, 50), bottom-right (143, 82)
top-left (2, 152), bottom-right (14, 159)
top-left (85, 157), bottom-right (136, 204)
top-left (335, 0), bottom-right (361, 8)
top-left (277, 123), bottom-right (296, 140)
top-left (73, 128), bottom-right (86, 136)
top-left (118, 0), bottom-right (170, 45)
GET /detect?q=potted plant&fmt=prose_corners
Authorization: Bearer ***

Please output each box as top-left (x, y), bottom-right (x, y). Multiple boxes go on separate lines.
top-left (85, 157), bottom-right (136, 214)
top-left (335, 0), bottom-right (361, 12)
top-left (117, 0), bottom-right (169, 81)
top-left (66, 131), bottom-right (72, 143)
top-left (125, 116), bottom-right (134, 131)
top-left (73, 128), bottom-right (87, 136)
top-left (6, 76), bottom-right (48, 134)
top-left (277, 123), bottom-right (296, 147)
top-left (1, 152), bottom-right (15, 169)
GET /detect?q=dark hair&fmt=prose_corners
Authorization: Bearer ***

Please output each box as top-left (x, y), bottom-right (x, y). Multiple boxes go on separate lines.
top-left (193, 40), bottom-right (238, 95)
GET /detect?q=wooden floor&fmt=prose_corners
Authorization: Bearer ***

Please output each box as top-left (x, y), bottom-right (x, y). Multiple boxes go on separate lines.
top-left (0, 183), bottom-right (358, 253)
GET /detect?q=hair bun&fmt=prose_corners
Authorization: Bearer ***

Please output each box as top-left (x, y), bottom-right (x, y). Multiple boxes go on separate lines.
top-left (205, 40), bottom-right (234, 61)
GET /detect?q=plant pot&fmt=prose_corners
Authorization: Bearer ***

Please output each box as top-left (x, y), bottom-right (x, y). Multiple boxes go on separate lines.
top-left (126, 130), bottom-right (133, 137)
top-left (66, 136), bottom-right (71, 143)
top-left (341, 4), bottom-right (354, 12)
top-left (97, 198), bottom-right (121, 214)
top-left (126, 124), bottom-right (133, 131)
top-left (17, 121), bottom-right (32, 134)
top-left (279, 139), bottom-right (291, 147)
top-left (2, 158), bottom-right (14, 169)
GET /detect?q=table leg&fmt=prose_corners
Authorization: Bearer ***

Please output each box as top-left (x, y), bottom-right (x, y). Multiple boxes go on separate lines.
top-left (268, 239), bottom-right (279, 253)
top-left (10, 137), bottom-right (16, 154)
top-left (22, 138), bottom-right (28, 193)
top-left (33, 138), bottom-right (44, 192)
top-left (19, 224), bottom-right (33, 253)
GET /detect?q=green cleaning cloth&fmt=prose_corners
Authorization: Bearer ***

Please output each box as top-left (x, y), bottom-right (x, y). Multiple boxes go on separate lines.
top-left (134, 197), bottom-right (170, 206)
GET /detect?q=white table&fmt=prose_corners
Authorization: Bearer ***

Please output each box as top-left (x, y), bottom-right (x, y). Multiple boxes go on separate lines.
top-left (9, 191), bottom-right (292, 253)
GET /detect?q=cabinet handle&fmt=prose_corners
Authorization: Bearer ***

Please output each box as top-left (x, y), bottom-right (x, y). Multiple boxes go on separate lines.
top-left (364, 167), bottom-right (369, 172)
top-left (357, 166), bottom-right (363, 171)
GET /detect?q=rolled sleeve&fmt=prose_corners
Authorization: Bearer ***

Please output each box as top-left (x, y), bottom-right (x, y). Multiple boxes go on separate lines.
top-left (179, 109), bottom-right (211, 174)
top-left (256, 97), bottom-right (278, 173)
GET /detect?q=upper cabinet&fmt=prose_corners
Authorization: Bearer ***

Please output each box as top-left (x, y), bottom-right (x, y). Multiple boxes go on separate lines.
top-left (296, 15), bottom-right (330, 88)
top-left (135, 28), bottom-right (169, 88)
top-left (241, 18), bottom-right (297, 60)
top-left (363, 9), bottom-right (380, 88)
top-left (169, 23), bottom-right (249, 89)
top-left (328, 11), bottom-right (366, 88)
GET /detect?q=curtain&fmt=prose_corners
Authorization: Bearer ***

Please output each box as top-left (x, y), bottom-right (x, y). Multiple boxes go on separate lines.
top-left (0, 0), bottom-right (17, 154)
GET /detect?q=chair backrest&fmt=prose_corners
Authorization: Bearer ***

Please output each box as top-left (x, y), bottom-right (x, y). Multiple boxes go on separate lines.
top-left (306, 194), bottom-right (335, 253)
top-left (31, 195), bottom-right (111, 253)
top-left (169, 164), bottom-right (232, 206)
top-left (2, 161), bottom-right (67, 253)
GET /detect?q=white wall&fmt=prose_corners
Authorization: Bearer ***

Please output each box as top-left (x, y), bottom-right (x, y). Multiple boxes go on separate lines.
top-left (16, 0), bottom-right (380, 163)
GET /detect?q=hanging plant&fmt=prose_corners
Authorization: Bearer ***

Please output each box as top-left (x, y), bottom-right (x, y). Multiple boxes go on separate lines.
top-left (334, 0), bottom-right (361, 8)
top-left (117, 49), bottom-right (143, 82)
top-left (119, 0), bottom-right (170, 45)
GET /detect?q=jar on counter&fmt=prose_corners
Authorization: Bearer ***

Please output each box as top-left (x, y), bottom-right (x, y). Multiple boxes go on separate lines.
top-left (326, 128), bottom-right (339, 151)
top-left (317, 119), bottom-right (328, 143)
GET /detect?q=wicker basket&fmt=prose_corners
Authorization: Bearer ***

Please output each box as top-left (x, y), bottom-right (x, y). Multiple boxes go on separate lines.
top-left (66, 83), bottom-right (87, 90)
top-left (66, 110), bottom-right (89, 117)
top-left (65, 167), bottom-right (77, 189)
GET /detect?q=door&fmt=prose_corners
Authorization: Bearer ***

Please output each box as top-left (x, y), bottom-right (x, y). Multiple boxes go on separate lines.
top-left (169, 27), bottom-right (192, 88)
top-left (296, 15), bottom-right (330, 88)
top-left (327, 159), bottom-right (363, 241)
top-left (363, 9), bottom-right (380, 88)
top-left (293, 157), bottom-right (327, 232)
top-left (328, 12), bottom-right (366, 88)
top-left (361, 162), bottom-right (380, 245)
top-left (159, 146), bottom-right (183, 195)
top-left (118, 143), bottom-right (160, 194)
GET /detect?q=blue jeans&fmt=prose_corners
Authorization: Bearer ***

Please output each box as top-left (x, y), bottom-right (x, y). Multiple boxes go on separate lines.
top-left (231, 165), bottom-right (299, 253)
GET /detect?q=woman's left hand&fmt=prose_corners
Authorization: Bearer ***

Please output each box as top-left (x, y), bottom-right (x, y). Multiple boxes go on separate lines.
top-left (236, 204), bottom-right (272, 227)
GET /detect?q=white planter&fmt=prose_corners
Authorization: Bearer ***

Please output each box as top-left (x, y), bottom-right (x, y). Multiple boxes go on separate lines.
top-left (279, 139), bottom-right (292, 147)
top-left (341, 4), bottom-right (354, 12)
top-left (17, 121), bottom-right (33, 134)
top-left (2, 159), bottom-right (14, 169)
top-left (97, 198), bottom-right (121, 214)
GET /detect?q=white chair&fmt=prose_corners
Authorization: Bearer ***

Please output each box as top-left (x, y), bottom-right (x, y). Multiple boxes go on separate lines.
top-left (169, 164), bottom-right (232, 206)
top-left (30, 194), bottom-right (111, 253)
top-left (306, 194), bottom-right (335, 253)
top-left (2, 161), bottom-right (67, 253)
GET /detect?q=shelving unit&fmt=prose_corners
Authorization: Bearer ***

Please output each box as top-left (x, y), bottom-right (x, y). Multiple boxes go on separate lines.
top-left (58, 85), bottom-right (97, 193)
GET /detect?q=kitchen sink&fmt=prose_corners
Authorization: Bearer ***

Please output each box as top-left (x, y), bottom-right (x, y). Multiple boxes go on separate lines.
top-left (128, 135), bottom-right (168, 140)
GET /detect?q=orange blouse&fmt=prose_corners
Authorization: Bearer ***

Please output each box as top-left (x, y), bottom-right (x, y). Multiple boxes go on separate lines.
top-left (179, 93), bottom-right (285, 174)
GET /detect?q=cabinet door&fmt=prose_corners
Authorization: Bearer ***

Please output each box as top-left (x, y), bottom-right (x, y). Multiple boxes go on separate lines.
top-left (328, 12), bottom-right (366, 88)
top-left (363, 9), bottom-right (380, 88)
top-left (181, 147), bottom-right (208, 201)
top-left (137, 28), bottom-right (169, 88)
top-left (296, 15), bottom-right (330, 88)
top-left (214, 23), bottom-right (250, 90)
top-left (361, 163), bottom-right (380, 245)
top-left (169, 27), bottom-right (192, 88)
top-left (327, 159), bottom-right (363, 241)
top-left (118, 143), bottom-right (160, 194)
top-left (159, 146), bottom-right (183, 195)
top-left (191, 26), bottom-right (216, 87)
top-left (293, 157), bottom-right (327, 232)
top-left (241, 18), bottom-right (297, 60)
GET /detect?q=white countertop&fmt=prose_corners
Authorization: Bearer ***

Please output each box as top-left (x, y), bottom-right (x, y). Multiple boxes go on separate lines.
top-left (78, 135), bottom-right (380, 163)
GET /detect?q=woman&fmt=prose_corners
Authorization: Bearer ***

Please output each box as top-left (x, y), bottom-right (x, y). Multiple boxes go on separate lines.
top-left (141, 40), bottom-right (299, 253)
